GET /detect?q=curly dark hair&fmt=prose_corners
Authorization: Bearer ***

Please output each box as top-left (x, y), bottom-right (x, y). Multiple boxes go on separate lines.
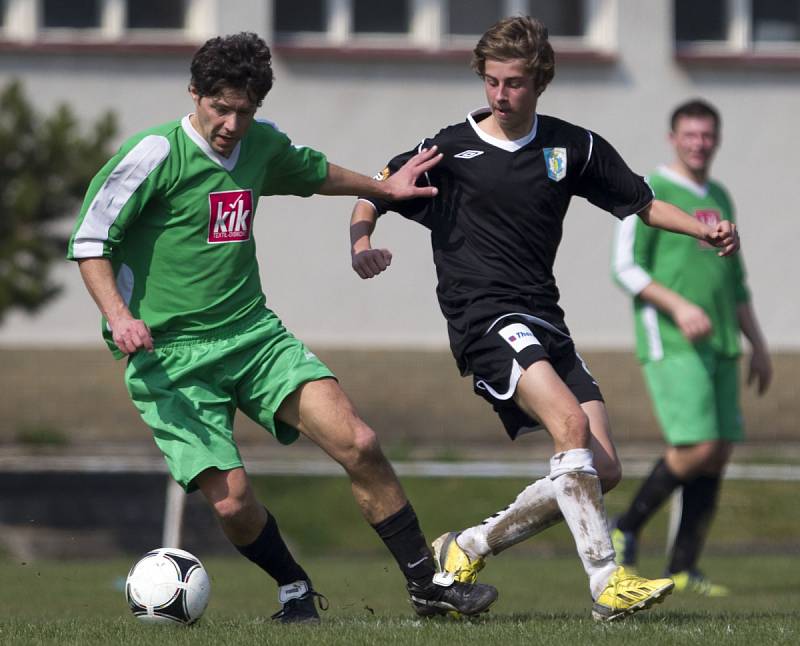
top-left (471, 16), bottom-right (555, 97)
top-left (190, 32), bottom-right (274, 105)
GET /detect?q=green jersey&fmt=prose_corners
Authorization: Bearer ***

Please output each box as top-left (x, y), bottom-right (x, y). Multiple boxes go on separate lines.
top-left (67, 116), bottom-right (328, 357)
top-left (612, 166), bottom-right (749, 362)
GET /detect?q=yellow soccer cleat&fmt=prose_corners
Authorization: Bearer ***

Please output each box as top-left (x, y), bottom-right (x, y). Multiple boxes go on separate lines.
top-left (431, 532), bottom-right (485, 584)
top-left (592, 566), bottom-right (674, 622)
top-left (671, 570), bottom-right (729, 597)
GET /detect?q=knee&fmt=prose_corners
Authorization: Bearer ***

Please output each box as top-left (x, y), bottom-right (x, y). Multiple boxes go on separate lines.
top-left (212, 493), bottom-right (251, 525)
top-left (339, 422), bottom-right (387, 471)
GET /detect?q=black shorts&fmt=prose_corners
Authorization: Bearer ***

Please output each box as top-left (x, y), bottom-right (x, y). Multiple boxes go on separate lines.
top-left (464, 314), bottom-right (603, 440)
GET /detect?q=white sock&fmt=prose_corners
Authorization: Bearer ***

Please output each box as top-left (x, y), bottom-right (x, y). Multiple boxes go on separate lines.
top-left (457, 477), bottom-right (562, 559)
top-left (549, 448), bottom-right (617, 599)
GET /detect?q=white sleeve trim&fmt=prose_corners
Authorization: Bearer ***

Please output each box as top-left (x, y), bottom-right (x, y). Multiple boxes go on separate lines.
top-left (579, 130), bottom-right (594, 176)
top-left (612, 214), bottom-right (652, 295)
top-left (356, 198), bottom-right (378, 213)
top-left (72, 135), bottom-right (170, 258)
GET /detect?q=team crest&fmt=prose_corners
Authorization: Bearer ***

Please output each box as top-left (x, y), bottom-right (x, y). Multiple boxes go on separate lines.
top-left (373, 167), bottom-right (390, 181)
top-left (543, 147), bottom-right (567, 182)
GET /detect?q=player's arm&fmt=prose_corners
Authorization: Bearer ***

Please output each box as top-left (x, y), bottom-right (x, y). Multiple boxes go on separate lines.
top-left (612, 214), bottom-right (711, 341)
top-left (317, 146), bottom-right (441, 200)
top-left (737, 301), bottom-right (772, 395)
top-left (77, 258), bottom-right (153, 354)
top-left (638, 199), bottom-right (739, 257)
top-left (350, 200), bottom-right (392, 279)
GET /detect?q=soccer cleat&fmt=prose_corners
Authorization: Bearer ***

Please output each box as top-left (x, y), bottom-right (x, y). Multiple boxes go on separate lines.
top-left (432, 532), bottom-right (485, 584)
top-left (270, 580), bottom-right (328, 624)
top-left (408, 571), bottom-right (498, 617)
top-left (610, 525), bottom-right (639, 569)
top-left (670, 570), bottom-right (730, 597)
top-left (592, 566), bottom-right (674, 622)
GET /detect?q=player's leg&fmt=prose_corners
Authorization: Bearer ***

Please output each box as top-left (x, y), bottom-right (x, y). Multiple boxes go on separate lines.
top-left (124, 332), bottom-right (323, 623)
top-left (667, 354), bottom-right (741, 596)
top-left (613, 351), bottom-right (721, 570)
top-left (276, 377), bottom-right (498, 617)
top-left (444, 403), bottom-right (620, 583)
top-left (193, 467), bottom-right (325, 622)
top-left (512, 362), bottom-right (673, 621)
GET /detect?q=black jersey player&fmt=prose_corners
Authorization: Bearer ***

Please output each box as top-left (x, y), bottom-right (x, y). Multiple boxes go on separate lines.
top-left (349, 16), bottom-right (739, 621)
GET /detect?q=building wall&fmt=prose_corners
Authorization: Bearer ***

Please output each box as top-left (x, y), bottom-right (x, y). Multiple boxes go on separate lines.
top-left (1, 0), bottom-right (798, 349)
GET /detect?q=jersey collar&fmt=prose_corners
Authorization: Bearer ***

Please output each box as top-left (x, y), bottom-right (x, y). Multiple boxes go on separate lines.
top-left (656, 164), bottom-right (709, 198)
top-left (182, 114), bottom-right (242, 171)
top-left (466, 108), bottom-right (538, 152)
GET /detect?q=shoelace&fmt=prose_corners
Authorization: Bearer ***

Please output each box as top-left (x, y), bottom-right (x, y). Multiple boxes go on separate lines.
top-left (270, 590), bottom-right (330, 620)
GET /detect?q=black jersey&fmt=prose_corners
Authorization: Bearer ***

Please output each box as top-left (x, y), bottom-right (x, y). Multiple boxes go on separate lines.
top-left (363, 109), bottom-right (653, 375)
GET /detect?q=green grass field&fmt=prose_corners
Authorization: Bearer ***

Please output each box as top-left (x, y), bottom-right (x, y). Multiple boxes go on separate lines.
top-left (2, 475), bottom-right (799, 644)
top-left (1, 554), bottom-right (798, 645)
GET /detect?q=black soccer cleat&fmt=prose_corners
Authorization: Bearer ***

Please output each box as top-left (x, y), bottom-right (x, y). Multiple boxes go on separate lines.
top-left (408, 572), bottom-right (498, 617)
top-left (270, 580), bottom-right (328, 624)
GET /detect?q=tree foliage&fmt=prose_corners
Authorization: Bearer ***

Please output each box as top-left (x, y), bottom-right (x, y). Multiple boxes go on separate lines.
top-left (0, 80), bottom-right (117, 323)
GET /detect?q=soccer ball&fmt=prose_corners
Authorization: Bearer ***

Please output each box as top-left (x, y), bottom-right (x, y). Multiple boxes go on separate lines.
top-left (125, 548), bottom-right (211, 625)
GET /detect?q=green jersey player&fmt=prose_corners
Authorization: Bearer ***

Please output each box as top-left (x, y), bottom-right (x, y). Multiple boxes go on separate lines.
top-left (611, 99), bottom-right (771, 595)
top-left (67, 32), bottom-right (497, 623)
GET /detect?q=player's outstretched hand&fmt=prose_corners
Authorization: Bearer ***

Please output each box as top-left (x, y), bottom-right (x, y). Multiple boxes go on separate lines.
top-left (111, 317), bottom-right (154, 354)
top-left (705, 220), bottom-right (739, 256)
top-left (384, 146), bottom-right (442, 201)
top-left (352, 248), bottom-right (392, 279)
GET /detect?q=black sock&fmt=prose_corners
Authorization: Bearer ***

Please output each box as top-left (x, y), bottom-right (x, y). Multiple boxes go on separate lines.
top-left (668, 474), bottom-right (721, 574)
top-left (371, 502), bottom-right (435, 587)
top-left (617, 458), bottom-right (684, 534)
top-left (234, 510), bottom-right (309, 586)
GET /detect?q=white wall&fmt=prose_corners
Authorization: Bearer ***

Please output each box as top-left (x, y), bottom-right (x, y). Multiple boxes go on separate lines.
top-left (1, 0), bottom-right (798, 349)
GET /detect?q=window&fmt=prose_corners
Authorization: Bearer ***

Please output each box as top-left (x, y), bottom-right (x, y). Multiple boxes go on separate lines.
top-left (675, 0), bottom-right (727, 42)
top-left (127, 0), bottom-right (186, 30)
top-left (275, 0), bottom-right (326, 33)
top-left (527, 0), bottom-right (585, 37)
top-left (753, 0), bottom-right (800, 43)
top-left (43, 0), bottom-right (101, 28)
top-left (675, 0), bottom-right (800, 55)
top-left (274, 0), bottom-right (613, 53)
top-left (353, 0), bottom-right (409, 33)
top-left (448, 0), bottom-right (503, 36)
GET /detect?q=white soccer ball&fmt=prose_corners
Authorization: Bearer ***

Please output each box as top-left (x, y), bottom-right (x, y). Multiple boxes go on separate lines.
top-left (125, 548), bottom-right (211, 625)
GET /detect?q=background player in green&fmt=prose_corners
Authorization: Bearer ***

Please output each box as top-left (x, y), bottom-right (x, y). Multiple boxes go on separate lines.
top-left (349, 17), bottom-right (739, 622)
top-left (611, 99), bottom-right (772, 595)
top-left (67, 32), bottom-right (497, 622)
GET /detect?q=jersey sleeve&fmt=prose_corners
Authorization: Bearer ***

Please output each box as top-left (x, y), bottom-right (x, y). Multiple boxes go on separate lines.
top-left (259, 125), bottom-right (328, 197)
top-left (611, 213), bottom-right (658, 296)
top-left (359, 139), bottom-right (435, 223)
top-left (67, 134), bottom-right (170, 260)
top-left (574, 131), bottom-right (654, 219)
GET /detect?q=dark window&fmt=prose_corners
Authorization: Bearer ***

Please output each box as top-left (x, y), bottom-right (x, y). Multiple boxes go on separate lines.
top-left (43, 0), bottom-right (101, 28)
top-left (675, 0), bottom-right (727, 41)
top-left (353, 0), bottom-right (409, 33)
top-left (127, 0), bottom-right (185, 29)
top-left (275, 0), bottom-right (326, 32)
top-left (528, 0), bottom-right (585, 37)
top-left (753, 0), bottom-right (800, 42)
top-left (448, 0), bottom-right (503, 36)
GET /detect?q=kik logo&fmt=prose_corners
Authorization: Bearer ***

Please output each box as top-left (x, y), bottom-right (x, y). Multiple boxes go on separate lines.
top-left (208, 189), bottom-right (253, 243)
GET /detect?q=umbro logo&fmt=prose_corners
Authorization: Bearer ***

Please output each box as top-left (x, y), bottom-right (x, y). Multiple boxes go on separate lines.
top-left (454, 150), bottom-right (484, 159)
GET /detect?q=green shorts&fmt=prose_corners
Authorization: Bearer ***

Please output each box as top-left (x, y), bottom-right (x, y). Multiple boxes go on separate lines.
top-left (124, 309), bottom-right (335, 492)
top-left (642, 350), bottom-right (743, 446)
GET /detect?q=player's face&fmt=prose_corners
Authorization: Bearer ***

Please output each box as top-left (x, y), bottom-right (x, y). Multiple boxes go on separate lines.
top-left (483, 58), bottom-right (538, 136)
top-left (670, 115), bottom-right (719, 176)
top-left (190, 87), bottom-right (258, 157)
